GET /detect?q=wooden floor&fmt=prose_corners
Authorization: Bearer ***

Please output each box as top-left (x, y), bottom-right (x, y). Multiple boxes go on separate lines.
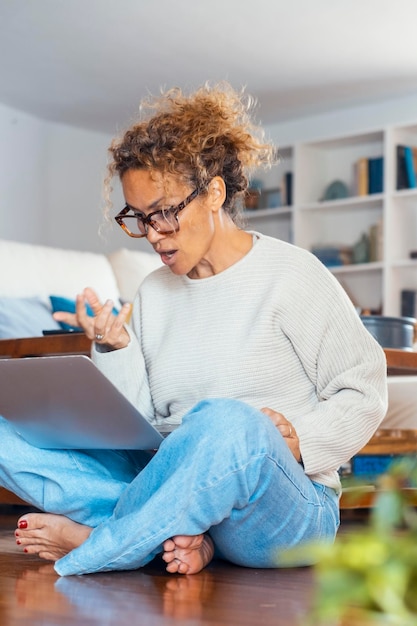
top-left (0, 507), bottom-right (364, 626)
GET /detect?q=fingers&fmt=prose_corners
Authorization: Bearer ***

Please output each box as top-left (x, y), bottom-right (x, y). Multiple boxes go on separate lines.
top-left (51, 293), bottom-right (95, 333)
top-left (88, 298), bottom-right (116, 338)
top-left (52, 311), bottom-right (79, 328)
top-left (261, 407), bottom-right (294, 436)
top-left (261, 407), bottom-right (302, 463)
top-left (93, 301), bottom-right (132, 349)
top-left (53, 287), bottom-right (132, 350)
top-left (83, 287), bottom-right (103, 316)
top-left (279, 423), bottom-right (295, 439)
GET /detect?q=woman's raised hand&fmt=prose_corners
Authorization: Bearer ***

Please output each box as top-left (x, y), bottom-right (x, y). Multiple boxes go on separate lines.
top-left (52, 287), bottom-right (132, 350)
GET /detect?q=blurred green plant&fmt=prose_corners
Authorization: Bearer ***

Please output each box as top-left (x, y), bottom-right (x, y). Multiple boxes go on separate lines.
top-left (310, 457), bottom-right (417, 625)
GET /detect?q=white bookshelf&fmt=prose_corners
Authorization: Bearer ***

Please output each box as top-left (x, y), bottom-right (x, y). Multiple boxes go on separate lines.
top-left (245, 125), bottom-right (417, 316)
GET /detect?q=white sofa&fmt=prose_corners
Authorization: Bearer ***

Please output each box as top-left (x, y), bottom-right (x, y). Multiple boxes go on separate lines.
top-left (0, 239), bottom-right (162, 338)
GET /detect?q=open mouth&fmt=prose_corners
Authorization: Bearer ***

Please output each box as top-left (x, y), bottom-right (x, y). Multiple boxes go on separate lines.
top-left (158, 249), bottom-right (177, 265)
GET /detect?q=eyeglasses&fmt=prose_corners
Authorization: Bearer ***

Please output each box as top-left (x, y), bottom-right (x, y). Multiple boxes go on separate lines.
top-left (115, 188), bottom-right (201, 238)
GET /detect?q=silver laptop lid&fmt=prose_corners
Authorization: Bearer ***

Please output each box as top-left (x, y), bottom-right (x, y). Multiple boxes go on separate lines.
top-left (0, 355), bottom-right (163, 450)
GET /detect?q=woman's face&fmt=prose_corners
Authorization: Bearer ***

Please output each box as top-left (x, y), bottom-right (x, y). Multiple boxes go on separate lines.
top-left (121, 169), bottom-right (224, 278)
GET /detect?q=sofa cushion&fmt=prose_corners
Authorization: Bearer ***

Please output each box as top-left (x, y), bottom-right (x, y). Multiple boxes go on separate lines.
top-left (107, 248), bottom-right (162, 302)
top-left (0, 239), bottom-right (120, 304)
top-left (0, 297), bottom-right (61, 338)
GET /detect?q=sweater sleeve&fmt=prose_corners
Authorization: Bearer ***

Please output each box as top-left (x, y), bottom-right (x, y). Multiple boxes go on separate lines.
top-left (279, 252), bottom-right (388, 478)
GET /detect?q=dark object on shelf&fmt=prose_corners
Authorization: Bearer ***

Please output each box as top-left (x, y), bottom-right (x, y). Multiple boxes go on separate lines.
top-left (401, 289), bottom-right (417, 318)
top-left (352, 232), bottom-right (370, 264)
top-left (410, 250), bottom-right (417, 259)
top-left (368, 156), bottom-right (384, 194)
top-left (322, 180), bottom-right (349, 201)
top-left (397, 145), bottom-right (408, 189)
top-left (311, 245), bottom-right (352, 268)
top-left (396, 144), bottom-right (417, 190)
top-left (361, 315), bottom-right (416, 350)
top-left (281, 172), bottom-right (293, 206)
top-left (404, 146), bottom-right (417, 188)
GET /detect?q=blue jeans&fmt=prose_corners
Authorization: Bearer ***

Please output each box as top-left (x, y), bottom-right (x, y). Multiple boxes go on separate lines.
top-left (0, 398), bottom-right (339, 576)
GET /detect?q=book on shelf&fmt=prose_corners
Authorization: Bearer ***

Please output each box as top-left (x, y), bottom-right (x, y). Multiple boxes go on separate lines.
top-left (401, 289), bottom-right (417, 318)
top-left (355, 157), bottom-right (368, 196)
top-left (368, 156), bottom-right (384, 194)
top-left (397, 145), bottom-right (408, 189)
top-left (369, 219), bottom-right (383, 262)
top-left (404, 146), bottom-right (417, 188)
top-left (413, 147), bottom-right (417, 181)
top-left (281, 171), bottom-right (293, 206)
top-left (353, 156), bottom-right (383, 195)
top-left (396, 144), bottom-right (417, 189)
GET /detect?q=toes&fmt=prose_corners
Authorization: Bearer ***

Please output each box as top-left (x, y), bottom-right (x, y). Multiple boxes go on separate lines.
top-left (15, 532), bottom-right (49, 547)
top-left (16, 514), bottom-right (46, 541)
top-left (17, 513), bottom-right (43, 531)
top-left (171, 534), bottom-right (203, 549)
top-left (20, 543), bottom-right (44, 555)
top-left (162, 538), bottom-right (176, 552)
top-left (163, 534), bottom-right (214, 576)
top-left (166, 559), bottom-right (189, 574)
top-left (17, 541), bottom-right (61, 562)
top-left (177, 561), bottom-right (190, 574)
top-left (13, 513), bottom-right (90, 564)
top-left (162, 550), bottom-right (176, 564)
top-left (165, 560), bottom-right (180, 574)
top-left (16, 532), bottom-right (41, 544)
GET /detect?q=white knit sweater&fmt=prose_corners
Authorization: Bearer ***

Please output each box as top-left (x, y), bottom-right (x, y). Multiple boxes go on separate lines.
top-left (93, 233), bottom-right (387, 491)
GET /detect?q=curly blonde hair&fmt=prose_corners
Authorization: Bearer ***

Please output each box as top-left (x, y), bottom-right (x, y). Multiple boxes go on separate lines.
top-left (105, 82), bottom-right (277, 222)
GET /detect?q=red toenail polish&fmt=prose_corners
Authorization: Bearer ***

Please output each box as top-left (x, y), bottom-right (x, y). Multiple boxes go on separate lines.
top-left (18, 520), bottom-right (28, 529)
top-left (24, 548), bottom-right (28, 553)
top-left (16, 540), bottom-right (21, 545)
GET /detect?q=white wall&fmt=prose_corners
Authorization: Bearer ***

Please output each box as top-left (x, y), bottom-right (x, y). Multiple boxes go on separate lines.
top-left (0, 103), bottom-right (47, 244)
top-left (44, 121), bottom-right (115, 254)
top-left (266, 92), bottom-right (417, 146)
top-left (43, 121), bottom-right (152, 254)
top-left (3, 91), bottom-right (417, 254)
top-left (0, 102), bottom-right (151, 255)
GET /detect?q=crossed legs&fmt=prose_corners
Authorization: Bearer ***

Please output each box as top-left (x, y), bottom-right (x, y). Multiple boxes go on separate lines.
top-left (1, 399), bottom-right (339, 576)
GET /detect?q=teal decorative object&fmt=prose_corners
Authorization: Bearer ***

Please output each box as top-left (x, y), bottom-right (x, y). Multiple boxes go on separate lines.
top-left (352, 233), bottom-right (370, 264)
top-left (322, 180), bottom-right (349, 201)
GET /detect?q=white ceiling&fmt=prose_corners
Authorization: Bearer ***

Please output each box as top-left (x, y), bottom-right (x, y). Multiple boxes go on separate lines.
top-left (2, 0), bottom-right (417, 134)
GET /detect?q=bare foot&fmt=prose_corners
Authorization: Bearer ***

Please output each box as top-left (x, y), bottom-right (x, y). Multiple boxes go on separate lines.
top-left (162, 534), bottom-right (214, 574)
top-left (15, 513), bottom-right (92, 562)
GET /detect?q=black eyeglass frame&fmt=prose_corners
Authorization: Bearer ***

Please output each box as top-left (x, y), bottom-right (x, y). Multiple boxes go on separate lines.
top-left (115, 187), bottom-right (201, 238)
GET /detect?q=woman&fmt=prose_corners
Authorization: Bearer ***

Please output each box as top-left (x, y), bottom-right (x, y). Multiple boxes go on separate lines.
top-left (4, 83), bottom-right (387, 576)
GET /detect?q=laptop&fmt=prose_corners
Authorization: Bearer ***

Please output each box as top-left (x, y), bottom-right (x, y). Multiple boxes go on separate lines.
top-left (0, 355), bottom-right (164, 450)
